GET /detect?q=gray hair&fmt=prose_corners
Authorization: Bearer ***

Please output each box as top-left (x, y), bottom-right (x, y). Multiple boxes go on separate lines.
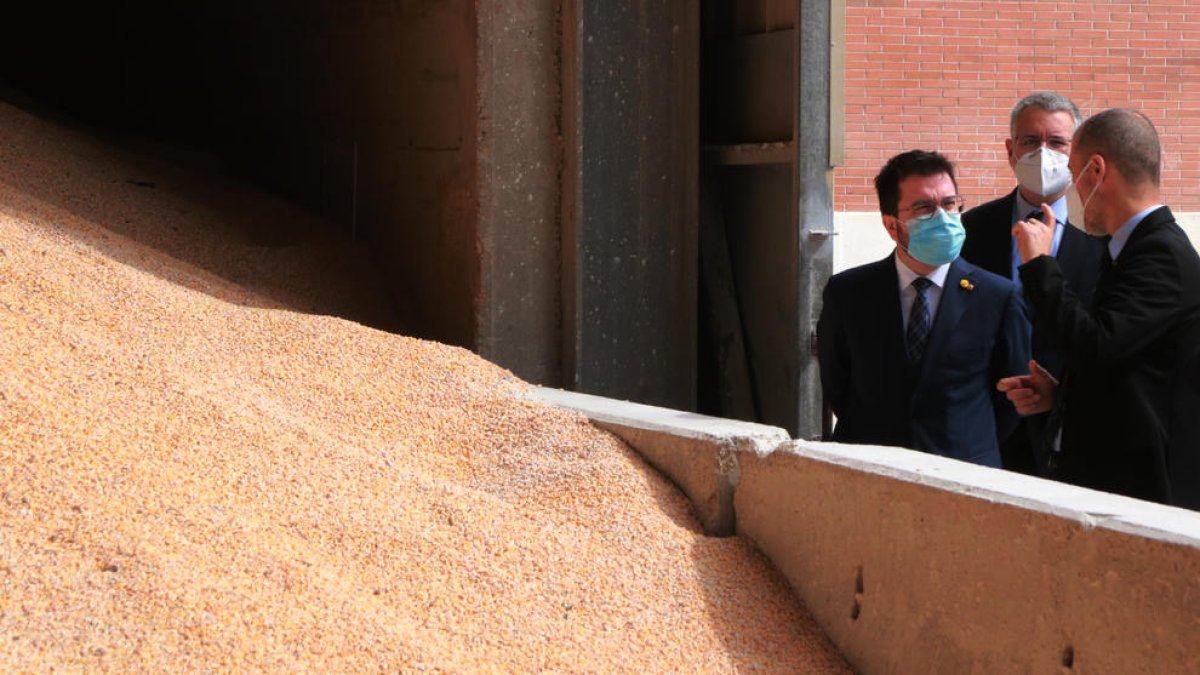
top-left (1075, 108), bottom-right (1161, 186)
top-left (1009, 92), bottom-right (1083, 137)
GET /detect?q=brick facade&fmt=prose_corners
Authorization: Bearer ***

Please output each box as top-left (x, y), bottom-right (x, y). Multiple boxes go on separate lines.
top-left (839, 1), bottom-right (1200, 211)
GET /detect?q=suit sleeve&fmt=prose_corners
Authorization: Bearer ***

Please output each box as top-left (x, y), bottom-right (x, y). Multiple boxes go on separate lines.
top-left (817, 280), bottom-right (849, 422)
top-left (1020, 243), bottom-right (1184, 371)
top-left (991, 282), bottom-right (1032, 441)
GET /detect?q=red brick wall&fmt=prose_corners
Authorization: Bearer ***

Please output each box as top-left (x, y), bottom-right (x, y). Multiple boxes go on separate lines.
top-left (839, 0), bottom-right (1200, 212)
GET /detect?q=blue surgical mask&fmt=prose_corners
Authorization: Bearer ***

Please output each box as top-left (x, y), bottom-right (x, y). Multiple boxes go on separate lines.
top-left (904, 209), bottom-right (965, 266)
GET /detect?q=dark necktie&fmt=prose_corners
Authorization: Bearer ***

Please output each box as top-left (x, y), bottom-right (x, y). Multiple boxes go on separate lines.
top-left (1011, 211), bottom-right (1045, 281)
top-left (1096, 237), bottom-right (1115, 301)
top-left (907, 277), bottom-right (933, 364)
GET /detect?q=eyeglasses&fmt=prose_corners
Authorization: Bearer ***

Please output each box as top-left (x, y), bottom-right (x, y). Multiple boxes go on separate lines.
top-left (1013, 134), bottom-right (1071, 153)
top-left (897, 195), bottom-right (965, 219)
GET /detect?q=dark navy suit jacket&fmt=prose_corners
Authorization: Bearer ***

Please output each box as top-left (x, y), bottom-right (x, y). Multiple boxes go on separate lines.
top-left (817, 254), bottom-right (1031, 466)
top-left (961, 188), bottom-right (1106, 378)
top-left (1020, 206), bottom-right (1200, 508)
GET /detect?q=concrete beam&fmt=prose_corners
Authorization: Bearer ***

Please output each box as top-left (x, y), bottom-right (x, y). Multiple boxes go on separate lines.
top-left (532, 389), bottom-right (1200, 673)
top-left (736, 441), bottom-right (1200, 674)
top-left (793, 0), bottom-right (835, 440)
top-left (528, 386), bottom-right (788, 536)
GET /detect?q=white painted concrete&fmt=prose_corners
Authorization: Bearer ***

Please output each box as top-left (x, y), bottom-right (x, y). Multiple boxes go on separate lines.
top-left (833, 210), bottom-right (1200, 273)
top-left (531, 389), bottom-right (1200, 674)
top-left (773, 439), bottom-right (1200, 549)
top-left (528, 387), bottom-right (788, 453)
top-left (737, 440), bottom-right (1200, 674)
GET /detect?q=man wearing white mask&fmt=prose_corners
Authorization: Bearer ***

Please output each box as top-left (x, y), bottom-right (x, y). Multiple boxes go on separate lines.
top-left (1000, 108), bottom-right (1200, 509)
top-left (961, 92), bottom-right (1106, 475)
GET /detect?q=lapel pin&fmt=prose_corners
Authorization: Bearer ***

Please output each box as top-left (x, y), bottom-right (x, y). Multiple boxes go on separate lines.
top-left (959, 279), bottom-right (974, 291)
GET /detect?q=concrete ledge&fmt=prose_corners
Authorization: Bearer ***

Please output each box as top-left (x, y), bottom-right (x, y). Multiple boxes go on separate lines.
top-left (527, 387), bottom-right (788, 535)
top-left (736, 440), bottom-right (1200, 674)
top-left (531, 388), bottom-right (1200, 673)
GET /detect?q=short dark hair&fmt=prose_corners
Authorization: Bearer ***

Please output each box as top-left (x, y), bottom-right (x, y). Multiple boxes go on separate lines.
top-left (874, 150), bottom-right (958, 217)
top-left (1074, 108), bottom-right (1161, 186)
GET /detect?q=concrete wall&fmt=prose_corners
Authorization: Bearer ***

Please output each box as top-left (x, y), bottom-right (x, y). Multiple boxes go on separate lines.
top-left (2, 1), bottom-right (485, 347)
top-left (531, 386), bottom-right (1200, 674)
top-left (562, 0), bottom-right (699, 409)
top-left (475, 0), bottom-right (563, 385)
top-left (192, 1), bottom-right (483, 348)
top-left (4, 0), bottom-right (709, 399)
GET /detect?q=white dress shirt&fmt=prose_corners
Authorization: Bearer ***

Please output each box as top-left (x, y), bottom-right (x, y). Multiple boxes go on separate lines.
top-left (895, 254), bottom-right (950, 331)
top-left (1110, 204), bottom-right (1164, 260)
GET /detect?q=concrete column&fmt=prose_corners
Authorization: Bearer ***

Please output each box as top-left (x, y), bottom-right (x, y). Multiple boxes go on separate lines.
top-left (475, 0), bottom-right (563, 386)
top-left (794, 0), bottom-right (836, 440)
top-left (562, 0), bottom-right (699, 410)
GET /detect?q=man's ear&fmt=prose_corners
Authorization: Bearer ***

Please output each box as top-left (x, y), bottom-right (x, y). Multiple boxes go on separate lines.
top-left (882, 214), bottom-right (901, 243)
top-left (1005, 137), bottom-right (1017, 166)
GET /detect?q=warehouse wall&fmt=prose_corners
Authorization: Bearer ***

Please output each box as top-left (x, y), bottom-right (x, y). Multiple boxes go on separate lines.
top-left (191, 1), bottom-right (484, 348)
top-left (837, 1), bottom-right (1200, 212)
top-left (178, 0), bottom-right (566, 382)
top-left (0, 0), bottom-right (701, 406)
top-left (2, 1), bottom-right (485, 348)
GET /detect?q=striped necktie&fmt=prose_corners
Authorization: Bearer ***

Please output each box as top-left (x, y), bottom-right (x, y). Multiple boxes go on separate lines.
top-left (907, 277), bottom-right (933, 364)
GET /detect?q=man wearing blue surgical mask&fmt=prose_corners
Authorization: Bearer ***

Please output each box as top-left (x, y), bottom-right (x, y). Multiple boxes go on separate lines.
top-left (961, 93), bottom-right (1106, 476)
top-left (817, 150), bottom-right (1030, 466)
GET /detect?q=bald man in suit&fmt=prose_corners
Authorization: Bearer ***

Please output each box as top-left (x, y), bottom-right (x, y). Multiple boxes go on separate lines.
top-left (1001, 109), bottom-right (1200, 509)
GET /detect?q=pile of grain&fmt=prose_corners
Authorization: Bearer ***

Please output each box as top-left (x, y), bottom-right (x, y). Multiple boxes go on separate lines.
top-left (0, 101), bottom-right (849, 671)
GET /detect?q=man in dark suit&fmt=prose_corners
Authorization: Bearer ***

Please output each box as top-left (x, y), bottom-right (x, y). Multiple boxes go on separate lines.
top-left (961, 93), bottom-right (1107, 475)
top-left (1000, 108), bottom-right (1200, 509)
top-left (818, 150), bottom-right (1031, 466)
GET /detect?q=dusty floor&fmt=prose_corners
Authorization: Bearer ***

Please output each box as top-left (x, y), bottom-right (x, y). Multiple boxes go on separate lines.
top-left (0, 101), bottom-right (850, 672)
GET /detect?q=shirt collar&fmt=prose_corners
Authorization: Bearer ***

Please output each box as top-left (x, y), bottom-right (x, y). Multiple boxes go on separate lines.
top-left (1109, 204), bottom-right (1163, 260)
top-left (1013, 190), bottom-right (1069, 225)
top-left (895, 252), bottom-right (951, 289)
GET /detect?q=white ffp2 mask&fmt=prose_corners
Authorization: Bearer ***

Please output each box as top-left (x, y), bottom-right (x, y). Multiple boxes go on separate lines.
top-left (1014, 146), bottom-right (1072, 197)
top-left (1065, 158), bottom-right (1103, 236)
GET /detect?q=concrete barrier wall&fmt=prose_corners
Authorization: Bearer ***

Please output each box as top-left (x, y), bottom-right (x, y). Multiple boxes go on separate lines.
top-left (530, 386), bottom-right (1200, 674)
top-left (531, 387), bottom-right (787, 536)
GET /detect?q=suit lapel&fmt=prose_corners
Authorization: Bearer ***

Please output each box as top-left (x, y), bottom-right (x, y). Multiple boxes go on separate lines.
top-left (1094, 239), bottom-right (1116, 307)
top-left (1056, 221), bottom-right (1085, 267)
top-left (1094, 206), bottom-right (1171, 305)
top-left (875, 254), bottom-right (909, 364)
top-left (917, 258), bottom-right (972, 382)
top-left (994, 190), bottom-right (1019, 277)
top-left (1122, 205), bottom-right (1172, 250)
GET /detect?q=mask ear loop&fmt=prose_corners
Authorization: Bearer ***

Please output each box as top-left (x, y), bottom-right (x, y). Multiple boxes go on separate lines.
top-left (885, 212), bottom-right (914, 261)
top-left (1067, 157), bottom-right (1089, 191)
top-left (1071, 158), bottom-right (1101, 210)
